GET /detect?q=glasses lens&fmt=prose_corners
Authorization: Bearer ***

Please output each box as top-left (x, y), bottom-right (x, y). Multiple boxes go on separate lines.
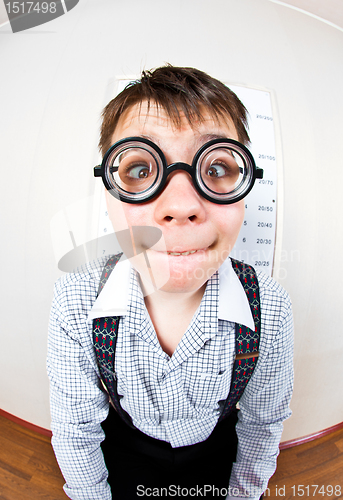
top-left (196, 143), bottom-right (254, 202)
top-left (105, 141), bottom-right (163, 200)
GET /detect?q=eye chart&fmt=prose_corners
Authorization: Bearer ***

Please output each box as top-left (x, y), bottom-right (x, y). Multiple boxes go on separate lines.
top-left (228, 84), bottom-right (278, 276)
top-left (95, 80), bottom-right (279, 277)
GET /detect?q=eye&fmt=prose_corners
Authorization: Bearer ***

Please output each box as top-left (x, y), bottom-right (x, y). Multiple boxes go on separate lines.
top-left (206, 163), bottom-right (228, 178)
top-left (200, 149), bottom-right (243, 195)
top-left (107, 143), bottom-right (161, 196)
top-left (125, 163), bottom-right (151, 179)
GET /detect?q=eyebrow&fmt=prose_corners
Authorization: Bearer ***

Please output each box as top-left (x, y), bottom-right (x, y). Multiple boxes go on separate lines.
top-left (139, 134), bottom-right (157, 143)
top-left (139, 133), bottom-right (229, 148)
top-left (197, 133), bottom-right (228, 145)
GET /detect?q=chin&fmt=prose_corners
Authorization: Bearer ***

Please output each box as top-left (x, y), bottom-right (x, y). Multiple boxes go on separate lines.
top-left (158, 262), bottom-right (218, 294)
top-left (157, 278), bottom-right (206, 295)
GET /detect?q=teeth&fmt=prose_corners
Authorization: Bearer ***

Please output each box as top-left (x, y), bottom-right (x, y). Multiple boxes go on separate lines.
top-left (168, 250), bottom-right (197, 256)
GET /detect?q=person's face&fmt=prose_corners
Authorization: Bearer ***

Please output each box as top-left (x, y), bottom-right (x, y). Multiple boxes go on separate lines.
top-left (105, 101), bottom-right (244, 295)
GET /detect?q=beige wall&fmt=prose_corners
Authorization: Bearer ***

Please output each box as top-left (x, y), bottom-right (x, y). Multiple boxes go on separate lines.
top-left (0, 0), bottom-right (342, 441)
top-left (272, 0), bottom-right (343, 29)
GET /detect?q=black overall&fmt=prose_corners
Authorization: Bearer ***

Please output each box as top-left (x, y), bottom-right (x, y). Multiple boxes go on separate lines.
top-left (101, 404), bottom-right (238, 499)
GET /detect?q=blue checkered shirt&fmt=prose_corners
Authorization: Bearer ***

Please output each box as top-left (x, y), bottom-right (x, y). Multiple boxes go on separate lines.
top-left (47, 257), bottom-right (293, 500)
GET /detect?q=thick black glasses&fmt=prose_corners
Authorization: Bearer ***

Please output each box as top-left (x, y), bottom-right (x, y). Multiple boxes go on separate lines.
top-left (94, 137), bottom-right (263, 204)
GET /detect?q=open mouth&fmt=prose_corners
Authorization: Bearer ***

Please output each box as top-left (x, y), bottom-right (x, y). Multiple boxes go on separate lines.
top-left (167, 250), bottom-right (197, 256)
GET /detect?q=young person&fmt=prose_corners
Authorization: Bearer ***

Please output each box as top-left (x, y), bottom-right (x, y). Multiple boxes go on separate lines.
top-left (48, 65), bottom-right (293, 500)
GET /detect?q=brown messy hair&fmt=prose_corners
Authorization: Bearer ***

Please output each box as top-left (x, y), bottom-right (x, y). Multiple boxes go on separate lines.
top-left (99, 65), bottom-right (250, 155)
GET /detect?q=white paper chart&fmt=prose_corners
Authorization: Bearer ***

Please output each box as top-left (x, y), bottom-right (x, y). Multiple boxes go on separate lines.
top-left (96, 80), bottom-right (278, 276)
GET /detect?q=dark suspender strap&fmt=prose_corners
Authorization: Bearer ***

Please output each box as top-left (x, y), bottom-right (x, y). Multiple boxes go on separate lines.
top-left (92, 254), bottom-right (135, 428)
top-left (218, 258), bottom-right (261, 421)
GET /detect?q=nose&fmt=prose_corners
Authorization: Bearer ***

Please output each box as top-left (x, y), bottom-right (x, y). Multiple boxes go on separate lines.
top-left (153, 170), bottom-right (206, 225)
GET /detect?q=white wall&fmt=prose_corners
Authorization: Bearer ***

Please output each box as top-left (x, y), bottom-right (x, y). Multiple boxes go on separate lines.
top-left (0, 0), bottom-right (342, 440)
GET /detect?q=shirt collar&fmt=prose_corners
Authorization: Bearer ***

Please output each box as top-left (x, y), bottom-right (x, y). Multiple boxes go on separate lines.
top-left (218, 258), bottom-right (255, 329)
top-left (88, 257), bottom-right (255, 330)
top-left (88, 256), bottom-right (130, 320)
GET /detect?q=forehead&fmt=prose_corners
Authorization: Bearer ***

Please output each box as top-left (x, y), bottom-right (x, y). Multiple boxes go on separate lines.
top-left (111, 101), bottom-right (239, 147)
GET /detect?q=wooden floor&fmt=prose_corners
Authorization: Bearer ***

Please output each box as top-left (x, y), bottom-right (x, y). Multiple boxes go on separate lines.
top-left (0, 415), bottom-right (67, 500)
top-left (0, 413), bottom-right (342, 499)
top-left (268, 428), bottom-right (343, 499)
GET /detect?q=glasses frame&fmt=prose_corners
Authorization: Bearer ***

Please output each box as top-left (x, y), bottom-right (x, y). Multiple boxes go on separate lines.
top-left (94, 136), bottom-right (263, 204)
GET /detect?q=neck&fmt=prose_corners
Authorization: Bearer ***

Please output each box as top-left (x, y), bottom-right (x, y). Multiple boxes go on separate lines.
top-left (144, 284), bottom-right (206, 312)
top-left (142, 282), bottom-right (207, 357)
